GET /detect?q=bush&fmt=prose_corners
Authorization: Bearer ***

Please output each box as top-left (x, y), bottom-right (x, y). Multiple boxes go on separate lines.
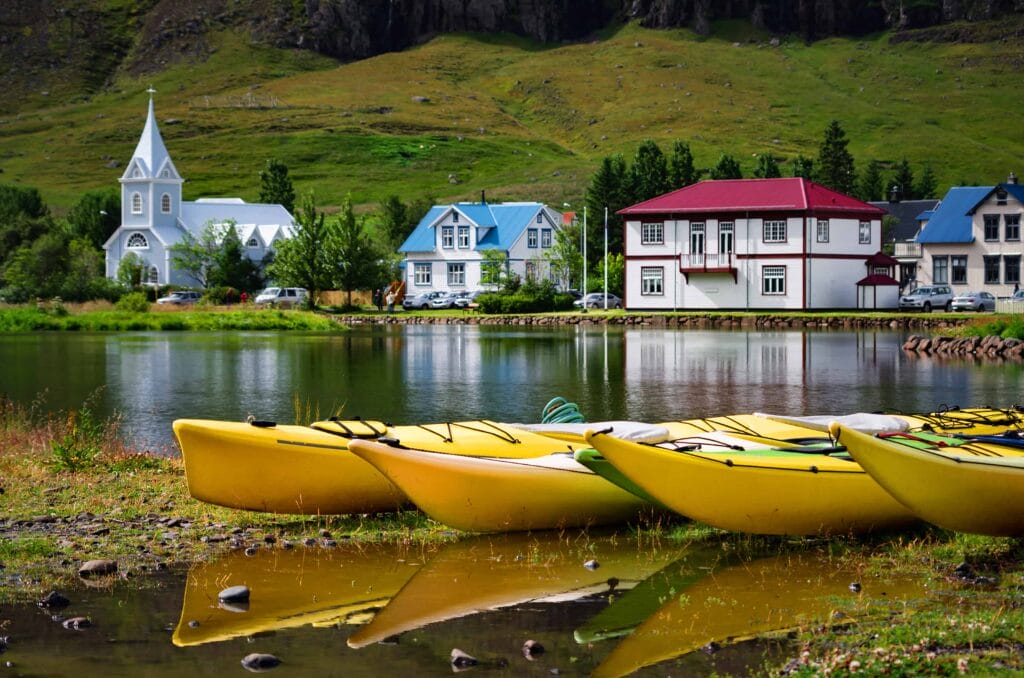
top-left (115, 291), bottom-right (150, 313)
top-left (205, 286), bottom-right (238, 305)
top-left (475, 279), bottom-right (575, 314)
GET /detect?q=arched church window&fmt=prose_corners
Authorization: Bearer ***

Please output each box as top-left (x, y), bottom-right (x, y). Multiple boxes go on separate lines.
top-left (144, 266), bottom-right (159, 285)
top-left (126, 233), bottom-right (149, 249)
top-left (133, 168), bottom-right (142, 178)
top-left (161, 193), bottom-right (171, 213)
top-left (246, 237), bottom-right (259, 247)
top-left (131, 192), bottom-right (143, 214)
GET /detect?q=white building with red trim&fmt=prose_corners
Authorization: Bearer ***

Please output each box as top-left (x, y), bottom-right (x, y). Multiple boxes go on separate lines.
top-left (619, 178), bottom-right (886, 310)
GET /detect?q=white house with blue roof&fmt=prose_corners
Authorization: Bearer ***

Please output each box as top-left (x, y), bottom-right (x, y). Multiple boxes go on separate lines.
top-left (399, 199), bottom-right (563, 293)
top-left (914, 174), bottom-right (1022, 294)
top-left (103, 94), bottom-right (296, 286)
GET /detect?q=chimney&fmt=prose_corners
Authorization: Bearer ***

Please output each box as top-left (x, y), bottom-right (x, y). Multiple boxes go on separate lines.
top-left (481, 189), bottom-right (486, 204)
top-left (1008, 171), bottom-right (1018, 185)
top-left (889, 184), bottom-right (901, 203)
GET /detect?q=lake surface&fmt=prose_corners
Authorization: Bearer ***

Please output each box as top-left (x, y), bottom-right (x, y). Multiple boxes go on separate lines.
top-left (1, 324), bottom-right (1020, 451)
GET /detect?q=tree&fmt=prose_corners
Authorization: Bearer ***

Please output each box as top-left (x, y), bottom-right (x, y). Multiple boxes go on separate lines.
top-left (0, 185), bottom-right (51, 264)
top-left (668, 140), bottom-right (698, 188)
top-left (859, 160), bottom-right (885, 202)
top-left (266, 192), bottom-right (332, 307)
top-left (169, 220), bottom-right (230, 288)
top-left (709, 153), bottom-right (743, 180)
top-left (752, 153), bottom-right (782, 179)
top-left (480, 248), bottom-right (509, 289)
top-left (378, 195), bottom-right (411, 249)
top-left (545, 217), bottom-right (582, 291)
top-left (328, 195), bottom-right (385, 307)
top-left (592, 252), bottom-right (625, 296)
top-left (791, 155), bottom-right (815, 179)
top-left (0, 184), bottom-right (47, 223)
top-left (628, 139), bottom-right (669, 202)
top-left (916, 164), bottom-right (938, 199)
top-left (66, 189), bottom-right (120, 250)
top-left (890, 159), bottom-right (916, 201)
top-left (209, 223), bottom-right (263, 292)
top-left (60, 238), bottom-right (104, 301)
top-left (258, 158), bottom-right (296, 214)
top-left (117, 252), bottom-right (145, 287)
top-left (816, 120), bottom-right (856, 194)
top-left (585, 154), bottom-right (627, 260)
top-left (1, 231), bottom-right (68, 300)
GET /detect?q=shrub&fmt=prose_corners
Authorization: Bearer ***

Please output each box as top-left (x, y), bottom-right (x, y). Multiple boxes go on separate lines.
top-left (115, 291), bottom-right (150, 313)
top-left (50, 406), bottom-right (105, 471)
top-left (205, 286), bottom-right (238, 305)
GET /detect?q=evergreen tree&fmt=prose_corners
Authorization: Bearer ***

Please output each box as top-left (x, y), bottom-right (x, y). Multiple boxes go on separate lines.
top-left (628, 139), bottom-right (669, 202)
top-left (817, 120), bottom-right (856, 194)
top-left (585, 154), bottom-right (627, 260)
top-left (328, 195), bottom-right (385, 307)
top-left (709, 153), bottom-right (743, 180)
top-left (668, 140), bottom-right (698, 188)
top-left (65, 189), bottom-right (120, 250)
top-left (209, 223), bottom-right (263, 292)
top-left (258, 158), bottom-right (296, 214)
top-left (791, 155), bottom-right (815, 179)
top-left (752, 153), bottom-right (781, 179)
top-left (859, 160), bottom-right (885, 202)
top-left (266, 192), bottom-right (332, 307)
top-left (890, 159), bottom-right (916, 201)
top-left (379, 195), bottom-right (411, 248)
top-left (916, 164), bottom-right (938, 199)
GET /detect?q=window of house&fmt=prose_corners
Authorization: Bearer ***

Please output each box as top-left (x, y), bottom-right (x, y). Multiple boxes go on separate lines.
top-left (641, 267), bottom-right (664, 295)
top-left (441, 226), bottom-right (454, 248)
top-left (414, 263), bottom-right (431, 285)
top-left (126, 233), bottom-right (148, 249)
top-left (458, 226), bottom-right (470, 248)
top-left (763, 220), bottom-right (786, 243)
top-left (452, 212), bottom-right (459, 223)
top-left (541, 229), bottom-right (552, 248)
top-left (246, 237), bottom-right (259, 248)
top-left (161, 193), bottom-right (171, 213)
top-left (719, 222), bottom-right (734, 254)
top-left (131, 192), bottom-right (143, 214)
top-left (951, 255), bottom-right (967, 284)
top-left (984, 214), bottom-right (1000, 241)
top-left (641, 222), bottom-right (664, 245)
top-left (817, 219), bottom-right (829, 243)
top-left (996, 189), bottom-right (1008, 206)
top-left (527, 229), bottom-right (538, 248)
top-left (448, 262), bottom-right (465, 286)
top-left (133, 168), bottom-right (142, 178)
top-left (525, 261), bottom-right (537, 281)
top-left (762, 265), bottom-right (786, 295)
top-left (144, 265), bottom-right (158, 285)
top-left (1005, 214), bottom-right (1021, 241)
top-left (160, 169), bottom-right (170, 178)
top-left (1005, 255), bottom-right (1021, 285)
top-left (933, 256), bottom-right (949, 284)
top-left (859, 221), bottom-right (871, 244)
top-left (984, 256), bottom-right (1002, 284)
top-left (536, 213), bottom-right (544, 224)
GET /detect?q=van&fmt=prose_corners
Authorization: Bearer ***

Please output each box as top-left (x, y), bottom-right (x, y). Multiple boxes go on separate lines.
top-left (255, 287), bottom-right (308, 308)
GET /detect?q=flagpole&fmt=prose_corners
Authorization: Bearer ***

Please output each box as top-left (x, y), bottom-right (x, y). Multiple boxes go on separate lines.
top-left (603, 207), bottom-right (609, 310)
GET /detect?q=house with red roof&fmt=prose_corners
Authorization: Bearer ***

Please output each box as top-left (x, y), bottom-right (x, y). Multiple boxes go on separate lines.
top-left (618, 177), bottom-right (887, 310)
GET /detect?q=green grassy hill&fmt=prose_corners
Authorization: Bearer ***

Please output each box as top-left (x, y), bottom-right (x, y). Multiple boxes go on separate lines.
top-left (2, 19), bottom-right (1022, 214)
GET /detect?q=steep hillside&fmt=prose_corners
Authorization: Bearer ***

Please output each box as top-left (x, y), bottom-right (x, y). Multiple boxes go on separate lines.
top-left (1, 15), bottom-right (1023, 213)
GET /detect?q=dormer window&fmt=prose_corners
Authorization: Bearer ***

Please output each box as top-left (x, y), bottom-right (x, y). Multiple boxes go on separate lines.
top-left (996, 189), bottom-right (1008, 206)
top-left (131, 192), bottom-right (143, 214)
top-left (452, 212), bottom-right (459, 223)
top-left (536, 213), bottom-right (543, 224)
top-left (161, 193), bottom-right (171, 213)
top-left (126, 233), bottom-right (149, 249)
top-left (247, 237), bottom-right (259, 247)
top-left (133, 168), bottom-right (142, 178)
top-left (160, 169), bottom-right (170, 178)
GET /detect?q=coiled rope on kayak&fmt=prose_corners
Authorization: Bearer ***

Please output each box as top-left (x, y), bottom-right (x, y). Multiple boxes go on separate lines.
top-left (542, 397), bottom-right (585, 424)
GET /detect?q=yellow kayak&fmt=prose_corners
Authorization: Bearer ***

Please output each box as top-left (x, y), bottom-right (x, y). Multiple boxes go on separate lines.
top-left (347, 532), bottom-right (688, 649)
top-left (586, 551), bottom-right (926, 678)
top-left (172, 542), bottom-right (432, 647)
top-left (584, 429), bottom-right (918, 535)
top-left (173, 418), bottom-right (580, 515)
top-left (831, 424), bottom-right (1024, 536)
top-left (347, 438), bottom-right (652, 533)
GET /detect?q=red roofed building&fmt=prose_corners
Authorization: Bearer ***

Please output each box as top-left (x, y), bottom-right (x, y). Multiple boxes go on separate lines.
top-left (618, 177), bottom-right (887, 310)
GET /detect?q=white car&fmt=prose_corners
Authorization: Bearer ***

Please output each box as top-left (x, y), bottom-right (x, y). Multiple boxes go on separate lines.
top-left (255, 287), bottom-right (308, 308)
top-left (898, 285), bottom-right (953, 312)
top-left (573, 292), bottom-right (623, 309)
top-left (156, 291), bottom-right (201, 305)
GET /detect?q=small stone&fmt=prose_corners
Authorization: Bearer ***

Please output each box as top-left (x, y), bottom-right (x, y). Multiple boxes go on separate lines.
top-left (241, 653), bottom-right (281, 672)
top-left (701, 641), bottom-right (720, 655)
top-left (244, 547), bottom-right (259, 557)
top-left (849, 582), bottom-right (862, 593)
top-left (78, 559), bottom-right (117, 577)
top-left (583, 559), bottom-right (599, 570)
top-left (218, 585), bottom-right (250, 604)
top-left (39, 591), bottom-right (70, 608)
top-left (450, 648), bottom-right (478, 669)
top-left (522, 639), bottom-right (544, 659)
top-left (62, 616), bottom-right (91, 630)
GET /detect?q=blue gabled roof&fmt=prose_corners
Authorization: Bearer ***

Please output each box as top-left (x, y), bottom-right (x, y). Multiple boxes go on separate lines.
top-left (915, 186), bottom-right (992, 244)
top-left (398, 202), bottom-right (545, 253)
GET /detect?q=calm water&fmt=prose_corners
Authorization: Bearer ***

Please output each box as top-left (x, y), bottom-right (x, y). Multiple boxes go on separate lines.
top-left (0, 325), bottom-right (1020, 450)
top-left (3, 533), bottom-right (928, 677)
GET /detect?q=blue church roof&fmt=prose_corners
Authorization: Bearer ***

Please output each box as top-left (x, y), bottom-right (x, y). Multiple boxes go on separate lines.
top-left (399, 202), bottom-right (546, 253)
top-left (915, 186), bottom-right (992, 244)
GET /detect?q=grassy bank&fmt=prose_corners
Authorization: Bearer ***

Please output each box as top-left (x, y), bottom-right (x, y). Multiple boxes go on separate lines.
top-left (2, 398), bottom-right (1024, 674)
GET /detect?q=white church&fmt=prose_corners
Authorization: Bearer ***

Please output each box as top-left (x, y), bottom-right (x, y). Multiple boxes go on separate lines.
top-left (103, 94), bottom-right (296, 286)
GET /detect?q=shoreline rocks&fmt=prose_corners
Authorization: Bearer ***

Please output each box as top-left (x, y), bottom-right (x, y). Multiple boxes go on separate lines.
top-left (903, 334), bottom-right (1023, 359)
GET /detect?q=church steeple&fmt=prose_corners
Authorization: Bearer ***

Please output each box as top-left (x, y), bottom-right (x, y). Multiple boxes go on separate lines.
top-left (126, 88), bottom-right (175, 178)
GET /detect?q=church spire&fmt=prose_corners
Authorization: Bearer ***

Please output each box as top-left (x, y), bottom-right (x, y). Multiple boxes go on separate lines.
top-left (129, 87), bottom-right (172, 177)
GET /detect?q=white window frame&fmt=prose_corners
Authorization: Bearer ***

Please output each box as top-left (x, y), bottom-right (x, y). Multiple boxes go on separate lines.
top-left (246, 237), bottom-right (259, 248)
top-left (131, 192), bottom-right (143, 215)
top-left (541, 229), bottom-right (552, 248)
top-left (641, 222), bottom-right (664, 245)
top-left (641, 267), bottom-right (664, 296)
top-left (126, 232), bottom-right (149, 249)
top-left (527, 229), bottom-right (538, 248)
top-left (763, 220), bottom-right (786, 243)
top-left (161, 193), bottom-right (171, 214)
top-left (817, 219), bottom-right (829, 243)
top-left (859, 221), bottom-right (871, 244)
top-left (1005, 214), bottom-right (1021, 241)
top-left (762, 265), bottom-right (786, 295)
top-left (414, 263), bottom-right (432, 285)
top-left (447, 262), bottom-right (465, 286)
top-left (719, 222), bottom-right (734, 254)
top-left (457, 225), bottom-right (470, 248)
top-left (441, 226), bottom-right (454, 249)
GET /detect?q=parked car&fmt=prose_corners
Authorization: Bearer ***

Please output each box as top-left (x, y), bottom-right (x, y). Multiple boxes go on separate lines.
top-left (430, 292), bottom-right (458, 309)
top-left (453, 290), bottom-right (484, 308)
top-left (1009, 290), bottom-right (1024, 304)
top-left (402, 291), bottom-right (445, 310)
top-left (951, 290), bottom-right (996, 312)
top-left (156, 291), bottom-right (201, 305)
top-left (898, 285), bottom-right (953, 312)
top-left (573, 292), bottom-right (623, 309)
top-left (254, 287), bottom-right (308, 308)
